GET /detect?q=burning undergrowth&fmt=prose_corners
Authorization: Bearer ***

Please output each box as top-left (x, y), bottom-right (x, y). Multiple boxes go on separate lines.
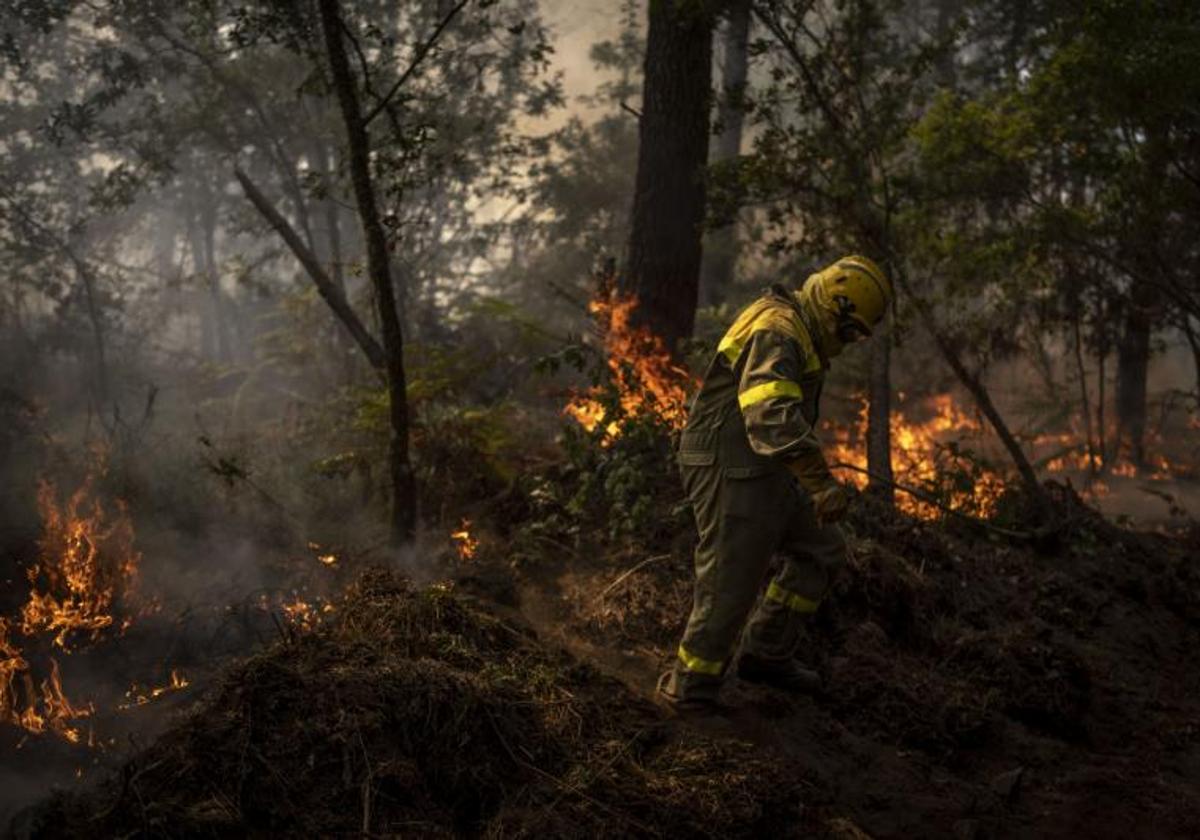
top-left (26, 570), bottom-right (819, 838)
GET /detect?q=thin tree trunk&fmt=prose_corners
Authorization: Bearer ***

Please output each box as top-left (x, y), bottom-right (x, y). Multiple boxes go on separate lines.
top-left (74, 257), bottom-right (110, 413)
top-left (318, 0), bottom-right (416, 546)
top-left (866, 316), bottom-right (894, 504)
top-left (624, 0), bottom-right (720, 355)
top-left (895, 269), bottom-right (1049, 510)
top-left (1115, 285), bottom-right (1155, 467)
top-left (699, 0), bottom-right (750, 307)
top-left (201, 193), bottom-right (232, 364)
top-left (1071, 309), bottom-right (1097, 475)
top-left (236, 168), bottom-right (386, 369)
top-left (1097, 339), bottom-right (1108, 468)
top-left (1181, 314), bottom-right (1200, 403)
top-left (188, 211), bottom-right (215, 360)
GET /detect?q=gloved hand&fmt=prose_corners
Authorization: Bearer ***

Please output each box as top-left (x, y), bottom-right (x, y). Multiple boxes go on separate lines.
top-left (809, 484), bottom-right (850, 526)
top-left (787, 449), bottom-right (851, 526)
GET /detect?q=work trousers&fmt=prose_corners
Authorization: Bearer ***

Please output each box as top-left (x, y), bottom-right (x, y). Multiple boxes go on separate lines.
top-left (664, 459), bottom-right (846, 702)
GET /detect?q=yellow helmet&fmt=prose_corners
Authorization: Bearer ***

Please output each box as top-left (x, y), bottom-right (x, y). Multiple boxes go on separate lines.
top-left (807, 255), bottom-right (892, 340)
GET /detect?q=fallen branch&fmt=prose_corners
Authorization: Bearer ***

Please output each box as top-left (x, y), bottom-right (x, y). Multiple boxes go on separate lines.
top-left (831, 461), bottom-right (1035, 540)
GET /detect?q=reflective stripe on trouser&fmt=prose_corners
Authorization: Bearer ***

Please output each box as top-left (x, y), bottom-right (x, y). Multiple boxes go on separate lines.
top-left (740, 500), bottom-right (845, 663)
top-left (664, 460), bottom-right (846, 702)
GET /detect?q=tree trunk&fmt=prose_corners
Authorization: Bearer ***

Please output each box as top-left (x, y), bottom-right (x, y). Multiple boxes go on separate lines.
top-left (74, 257), bottom-right (110, 414)
top-left (699, 0), bottom-right (750, 307)
top-left (1071, 308), bottom-right (1098, 475)
top-left (1115, 285), bottom-right (1155, 467)
top-left (318, 0), bottom-right (416, 546)
top-left (1184, 314), bottom-right (1200, 401)
top-left (201, 193), bottom-right (232, 364)
top-left (866, 317), bottom-right (894, 504)
top-left (188, 209), bottom-right (214, 360)
top-left (624, 0), bottom-right (720, 355)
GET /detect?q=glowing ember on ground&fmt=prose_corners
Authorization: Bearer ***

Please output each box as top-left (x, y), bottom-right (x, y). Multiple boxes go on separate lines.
top-left (451, 519), bottom-right (479, 561)
top-left (564, 290), bottom-right (695, 439)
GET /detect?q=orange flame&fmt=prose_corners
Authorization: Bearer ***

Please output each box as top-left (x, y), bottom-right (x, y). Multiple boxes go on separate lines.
top-left (22, 474), bottom-right (140, 650)
top-left (565, 291), bottom-right (695, 438)
top-left (1, 459), bottom-right (143, 743)
top-left (118, 669), bottom-right (190, 710)
top-left (826, 394), bottom-right (1006, 519)
top-left (451, 519), bottom-right (479, 561)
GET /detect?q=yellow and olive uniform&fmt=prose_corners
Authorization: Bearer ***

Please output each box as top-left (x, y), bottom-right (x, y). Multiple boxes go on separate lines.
top-left (662, 284), bottom-right (848, 703)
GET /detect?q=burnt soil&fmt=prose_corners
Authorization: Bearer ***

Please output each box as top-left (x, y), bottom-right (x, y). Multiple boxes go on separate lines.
top-left (14, 483), bottom-right (1200, 838)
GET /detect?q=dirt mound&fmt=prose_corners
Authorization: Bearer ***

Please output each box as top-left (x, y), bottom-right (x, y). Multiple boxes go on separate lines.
top-left (20, 570), bottom-right (820, 838)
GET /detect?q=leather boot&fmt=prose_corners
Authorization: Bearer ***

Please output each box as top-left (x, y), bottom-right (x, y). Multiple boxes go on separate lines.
top-left (736, 653), bottom-right (823, 695)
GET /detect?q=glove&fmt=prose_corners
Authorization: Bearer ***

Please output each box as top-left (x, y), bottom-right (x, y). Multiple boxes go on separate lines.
top-left (810, 484), bottom-right (850, 526)
top-left (787, 449), bottom-right (850, 526)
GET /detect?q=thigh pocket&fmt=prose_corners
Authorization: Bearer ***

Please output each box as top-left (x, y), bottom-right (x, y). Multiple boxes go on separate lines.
top-left (721, 469), bottom-right (785, 522)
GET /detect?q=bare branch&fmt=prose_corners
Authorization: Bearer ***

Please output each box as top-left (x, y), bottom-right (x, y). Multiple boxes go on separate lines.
top-left (361, 0), bottom-right (470, 128)
top-left (234, 167), bottom-right (386, 370)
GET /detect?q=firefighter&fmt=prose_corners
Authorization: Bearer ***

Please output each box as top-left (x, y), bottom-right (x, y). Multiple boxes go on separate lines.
top-left (657, 255), bottom-right (892, 711)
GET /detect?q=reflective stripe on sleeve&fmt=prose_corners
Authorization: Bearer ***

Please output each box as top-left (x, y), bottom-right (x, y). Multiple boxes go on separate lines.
top-left (677, 644), bottom-right (725, 675)
top-left (765, 580), bottom-right (820, 614)
top-left (737, 379), bottom-right (803, 410)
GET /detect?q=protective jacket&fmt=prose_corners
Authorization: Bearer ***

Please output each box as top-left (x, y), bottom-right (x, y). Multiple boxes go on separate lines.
top-left (664, 285), bottom-right (847, 701)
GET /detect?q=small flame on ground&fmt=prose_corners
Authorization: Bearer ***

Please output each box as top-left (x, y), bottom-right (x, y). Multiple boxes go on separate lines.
top-left (451, 519), bottom-right (479, 561)
top-left (307, 542), bottom-right (339, 567)
top-left (564, 290), bottom-right (695, 439)
top-left (118, 669), bottom-right (190, 710)
top-left (279, 594), bottom-right (334, 633)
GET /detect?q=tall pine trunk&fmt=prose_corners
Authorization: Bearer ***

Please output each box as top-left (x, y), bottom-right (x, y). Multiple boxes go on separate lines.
top-left (624, 0), bottom-right (721, 355)
top-left (699, 0), bottom-right (750, 307)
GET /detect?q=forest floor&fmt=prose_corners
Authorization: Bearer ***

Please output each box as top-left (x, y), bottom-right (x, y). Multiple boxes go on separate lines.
top-left (14, 477), bottom-right (1200, 838)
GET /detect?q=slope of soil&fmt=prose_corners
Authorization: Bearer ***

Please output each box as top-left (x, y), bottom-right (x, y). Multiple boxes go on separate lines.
top-left (14, 482), bottom-right (1200, 839)
top-left (18, 571), bottom-right (824, 838)
top-left (527, 483), bottom-right (1200, 838)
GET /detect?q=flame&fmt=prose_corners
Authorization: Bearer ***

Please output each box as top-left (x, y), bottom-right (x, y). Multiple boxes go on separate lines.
top-left (451, 519), bottom-right (479, 561)
top-left (0, 459), bottom-right (142, 743)
top-left (826, 394), bottom-right (1005, 519)
top-left (564, 291), bottom-right (695, 439)
top-left (307, 542), bottom-right (339, 567)
top-left (118, 669), bottom-right (190, 709)
top-left (279, 594), bottom-right (333, 632)
top-left (1, 634), bottom-right (94, 742)
top-left (22, 474), bottom-right (140, 650)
